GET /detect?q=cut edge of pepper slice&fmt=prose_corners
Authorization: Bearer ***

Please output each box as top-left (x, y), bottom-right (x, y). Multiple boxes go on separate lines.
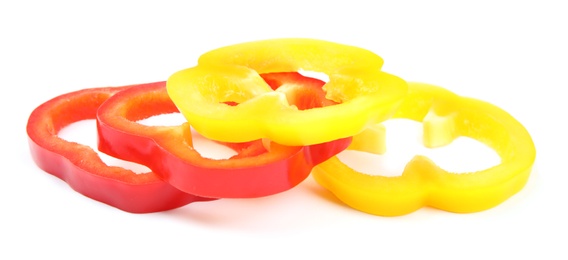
top-left (26, 86), bottom-right (211, 213)
top-left (96, 79), bottom-right (352, 198)
top-left (167, 38), bottom-right (408, 146)
top-left (312, 82), bottom-right (536, 216)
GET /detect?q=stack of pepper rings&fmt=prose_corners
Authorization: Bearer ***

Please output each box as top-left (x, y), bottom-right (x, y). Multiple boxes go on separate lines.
top-left (26, 38), bottom-right (536, 216)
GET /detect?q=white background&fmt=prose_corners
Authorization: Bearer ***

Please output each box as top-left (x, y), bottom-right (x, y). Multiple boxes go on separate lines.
top-left (2, 0), bottom-right (567, 259)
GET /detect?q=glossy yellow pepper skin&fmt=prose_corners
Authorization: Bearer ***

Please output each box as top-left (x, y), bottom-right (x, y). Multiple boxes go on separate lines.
top-left (312, 83), bottom-right (536, 216)
top-left (166, 38), bottom-right (407, 146)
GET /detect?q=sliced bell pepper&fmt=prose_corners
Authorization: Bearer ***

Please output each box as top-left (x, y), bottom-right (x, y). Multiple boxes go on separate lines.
top-left (26, 86), bottom-right (211, 213)
top-left (259, 72), bottom-right (338, 110)
top-left (312, 82), bottom-right (536, 216)
top-left (96, 75), bottom-right (352, 198)
top-left (167, 38), bottom-right (407, 146)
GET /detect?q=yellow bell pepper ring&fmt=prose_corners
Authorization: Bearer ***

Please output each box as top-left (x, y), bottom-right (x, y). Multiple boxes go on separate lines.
top-left (312, 82), bottom-right (536, 216)
top-left (166, 38), bottom-right (408, 146)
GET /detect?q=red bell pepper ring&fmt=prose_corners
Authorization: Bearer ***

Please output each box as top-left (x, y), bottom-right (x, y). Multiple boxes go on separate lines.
top-left (26, 86), bottom-right (211, 213)
top-left (96, 75), bottom-right (352, 198)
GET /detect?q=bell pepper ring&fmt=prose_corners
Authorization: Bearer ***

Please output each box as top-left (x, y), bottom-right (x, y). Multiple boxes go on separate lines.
top-left (166, 38), bottom-right (408, 146)
top-left (26, 86), bottom-right (211, 213)
top-left (96, 76), bottom-right (352, 198)
top-left (312, 82), bottom-right (536, 216)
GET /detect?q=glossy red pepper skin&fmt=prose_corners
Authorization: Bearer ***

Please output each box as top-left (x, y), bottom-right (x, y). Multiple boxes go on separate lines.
top-left (260, 72), bottom-right (337, 110)
top-left (27, 86), bottom-right (210, 213)
top-left (96, 76), bottom-right (352, 198)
